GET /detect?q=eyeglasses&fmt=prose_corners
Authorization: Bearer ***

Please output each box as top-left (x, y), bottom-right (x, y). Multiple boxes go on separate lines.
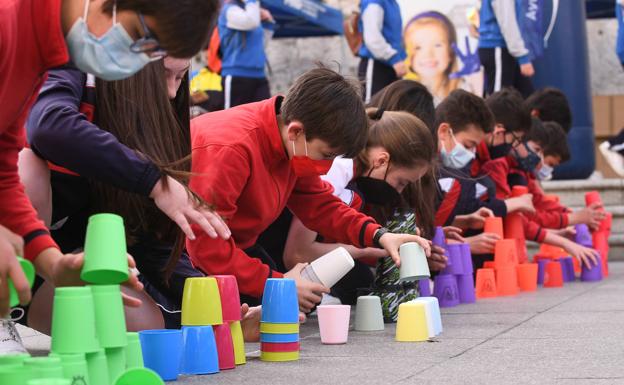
top-left (130, 13), bottom-right (167, 59)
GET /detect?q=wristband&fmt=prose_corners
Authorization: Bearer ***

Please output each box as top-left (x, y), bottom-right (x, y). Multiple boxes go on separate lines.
top-left (373, 227), bottom-right (389, 248)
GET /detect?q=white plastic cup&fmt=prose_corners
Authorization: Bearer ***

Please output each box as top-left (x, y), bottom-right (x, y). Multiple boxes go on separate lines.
top-left (309, 247), bottom-right (355, 288)
top-left (399, 243), bottom-right (430, 282)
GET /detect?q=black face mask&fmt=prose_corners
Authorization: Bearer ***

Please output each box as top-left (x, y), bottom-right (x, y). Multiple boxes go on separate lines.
top-left (353, 165), bottom-right (402, 206)
top-left (488, 142), bottom-right (512, 159)
top-left (513, 142), bottom-right (542, 172)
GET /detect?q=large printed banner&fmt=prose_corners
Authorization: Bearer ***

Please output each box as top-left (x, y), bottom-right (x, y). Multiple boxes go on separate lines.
top-left (397, 0), bottom-right (545, 103)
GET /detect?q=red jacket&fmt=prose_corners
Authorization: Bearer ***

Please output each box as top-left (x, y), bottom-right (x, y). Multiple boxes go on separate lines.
top-left (470, 141), bottom-right (492, 177)
top-left (187, 97), bottom-right (381, 297)
top-left (0, 0), bottom-right (67, 260)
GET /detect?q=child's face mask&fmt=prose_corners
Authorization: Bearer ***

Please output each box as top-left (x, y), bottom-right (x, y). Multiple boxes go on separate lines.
top-left (290, 136), bottom-right (333, 177)
top-left (440, 129), bottom-right (475, 169)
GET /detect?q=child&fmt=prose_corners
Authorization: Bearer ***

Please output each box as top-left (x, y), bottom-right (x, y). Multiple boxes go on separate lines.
top-left (219, 0), bottom-right (274, 109)
top-left (0, 0), bottom-right (219, 321)
top-left (358, 0), bottom-right (407, 102)
top-left (403, 11), bottom-right (481, 104)
top-left (187, 68), bottom-right (432, 312)
top-left (478, 0), bottom-right (535, 97)
top-left (524, 87), bottom-right (573, 133)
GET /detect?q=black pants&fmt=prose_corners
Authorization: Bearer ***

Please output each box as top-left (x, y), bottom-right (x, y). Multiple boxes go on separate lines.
top-left (358, 58), bottom-right (398, 103)
top-left (222, 75), bottom-right (271, 109)
top-left (478, 47), bottom-right (534, 98)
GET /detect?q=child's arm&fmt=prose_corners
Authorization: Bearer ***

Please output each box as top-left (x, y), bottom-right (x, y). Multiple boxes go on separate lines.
top-left (361, 2), bottom-right (406, 72)
top-left (223, 0), bottom-right (261, 31)
top-left (18, 148), bottom-right (52, 227)
top-left (568, 203), bottom-right (607, 231)
top-left (491, 0), bottom-right (532, 68)
top-left (541, 230), bottom-right (599, 269)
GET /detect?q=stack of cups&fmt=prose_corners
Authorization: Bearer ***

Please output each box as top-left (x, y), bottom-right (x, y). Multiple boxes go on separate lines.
top-left (213, 275), bottom-right (246, 366)
top-left (411, 297), bottom-right (443, 338)
top-left (179, 277), bottom-right (222, 374)
top-left (493, 240), bottom-right (519, 296)
top-left (260, 279), bottom-right (300, 362)
top-left (434, 243), bottom-right (461, 308)
top-left (575, 223), bottom-right (604, 282)
top-left (505, 186), bottom-right (529, 263)
top-left (585, 191), bottom-right (610, 277)
top-left (395, 302), bottom-right (429, 342)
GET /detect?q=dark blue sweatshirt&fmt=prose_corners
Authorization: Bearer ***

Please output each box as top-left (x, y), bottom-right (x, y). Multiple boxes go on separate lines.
top-left (26, 65), bottom-right (161, 196)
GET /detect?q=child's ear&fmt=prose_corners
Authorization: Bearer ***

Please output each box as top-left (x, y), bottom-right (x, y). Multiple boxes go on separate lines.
top-left (437, 123), bottom-right (452, 141)
top-left (286, 121), bottom-right (305, 141)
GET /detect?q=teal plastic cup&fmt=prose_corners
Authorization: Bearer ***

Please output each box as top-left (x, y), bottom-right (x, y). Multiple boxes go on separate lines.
top-left (50, 287), bottom-right (100, 354)
top-left (9, 257), bottom-right (35, 307)
top-left (91, 285), bottom-right (127, 348)
top-left (0, 352), bottom-right (30, 367)
top-left (86, 350), bottom-right (109, 385)
top-left (0, 365), bottom-right (32, 385)
top-left (28, 380), bottom-right (71, 385)
top-left (106, 347), bottom-right (126, 383)
top-left (81, 214), bottom-right (129, 284)
top-left (24, 356), bottom-right (63, 379)
top-left (58, 354), bottom-right (90, 385)
top-left (125, 332), bottom-right (144, 369)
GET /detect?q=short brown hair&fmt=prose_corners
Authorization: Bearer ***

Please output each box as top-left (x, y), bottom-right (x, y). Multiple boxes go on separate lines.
top-left (105, 0), bottom-right (220, 58)
top-left (524, 87), bottom-right (572, 133)
top-left (435, 89), bottom-right (494, 134)
top-left (281, 67), bottom-right (368, 158)
top-left (486, 88), bottom-right (531, 134)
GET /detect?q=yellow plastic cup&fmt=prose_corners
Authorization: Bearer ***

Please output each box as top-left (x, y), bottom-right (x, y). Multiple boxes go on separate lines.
top-left (259, 351), bottom-right (299, 362)
top-left (259, 322), bottom-right (299, 334)
top-left (395, 302), bottom-right (429, 342)
top-left (181, 277), bottom-right (223, 326)
top-left (229, 321), bottom-right (246, 365)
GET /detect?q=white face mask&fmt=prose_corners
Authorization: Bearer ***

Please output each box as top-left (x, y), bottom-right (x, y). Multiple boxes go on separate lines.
top-left (440, 129), bottom-right (476, 169)
top-left (537, 163), bottom-right (554, 180)
top-left (65, 0), bottom-right (152, 81)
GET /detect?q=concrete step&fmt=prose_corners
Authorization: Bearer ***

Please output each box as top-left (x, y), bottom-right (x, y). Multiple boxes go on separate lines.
top-left (542, 179), bottom-right (624, 207)
top-left (528, 234), bottom-right (624, 261)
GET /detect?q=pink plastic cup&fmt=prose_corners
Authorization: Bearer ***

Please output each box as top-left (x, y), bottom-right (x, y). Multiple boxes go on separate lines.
top-left (212, 275), bottom-right (241, 322)
top-left (213, 324), bottom-right (235, 370)
top-left (317, 305), bottom-right (351, 345)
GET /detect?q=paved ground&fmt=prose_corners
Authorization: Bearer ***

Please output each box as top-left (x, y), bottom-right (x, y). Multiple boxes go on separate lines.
top-left (21, 263), bottom-right (624, 385)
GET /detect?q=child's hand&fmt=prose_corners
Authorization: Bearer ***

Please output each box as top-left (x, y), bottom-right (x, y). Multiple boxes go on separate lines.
top-left (570, 203), bottom-right (607, 231)
top-left (284, 263), bottom-right (329, 313)
top-left (564, 242), bottom-right (599, 269)
top-left (0, 225), bottom-right (29, 317)
top-left (465, 233), bottom-right (501, 254)
top-left (393, 61), bottom-right (407, 78)
top-left (506, 194), bottom-right (536, 214)
top-left (443, 226), bottom-right (464, 242)
top-left (428, 245), bottom-right (448, 271)
top-left (549, 226), bottom-right (576, 241)
top-left (377, 232), bottom-right (431, 267)
top-left (520, 62), bottom-right (535, 77)
top-left (453, 207), bottom-right (494, 230)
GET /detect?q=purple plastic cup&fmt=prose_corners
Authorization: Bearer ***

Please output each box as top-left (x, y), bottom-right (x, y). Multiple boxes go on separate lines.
top-left (459, 243), bottom-right (473, 274)
top-left (559, 257), bottom-right (575, 282)
top-left (433, 274), bottom-right (459, 308)
top-left (457, 274), bottom-right (476, 304)
top-left (537, 259), bottom-right (549, 285)
top-left (580, 254), bottom-right (603, 282)
top-left (574, 224), bottom-right (593, 248)
top-left (440, 244), bottom-right (463, 276)
top-left (432, 226), bottom-right (450, 264)
top-left (418, 279), bottom-right (431, 297)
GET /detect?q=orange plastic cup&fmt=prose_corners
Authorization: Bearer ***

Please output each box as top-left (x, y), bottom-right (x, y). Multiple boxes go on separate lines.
top-left (537, 244), bottom-right (566, 259)
top-left (483, 261), bottom-right (496, 269)
top-left (585, 191), bottom-right (602, 207)
top-left (516, 263), bottom-right (538, 291)
top-left (511, 186), bottom-right (529, 197)
top-left (483, 217), bottom-right (504, 239)
top-left (543, 194), bottom-right (560, 203)
top-left (543, 261), bottom-right (564, 287)
top-left (494, 239), bottom-right (518, 268)
top-left (504, 214), bottom-right (525, 240)
top-left (475, 269), bottom-right (497, 299)
top-left (496, 266), bottom-right (519, 296)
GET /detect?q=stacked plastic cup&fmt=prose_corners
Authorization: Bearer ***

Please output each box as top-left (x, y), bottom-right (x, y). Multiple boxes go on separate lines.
top-left (213, 275), bottom-right (246, 366)
top-left (180, 277), bottom-right (223, 373)
top-left (493, 240), bottom-right (519, 296)
top-left (585, 191), bottom-right (610, 277)
top-left (506, 186), bottom-right (529, 263)
top-left (434, 242), bottom-right (461, 307)
top-left (456, 244), bottom-right (475, 304)
top-left (260, 279), bottom-right (300, 362)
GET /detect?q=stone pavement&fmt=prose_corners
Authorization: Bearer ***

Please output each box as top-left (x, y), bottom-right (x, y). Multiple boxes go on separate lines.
top-left (20, 263), bottom-right (624, 385)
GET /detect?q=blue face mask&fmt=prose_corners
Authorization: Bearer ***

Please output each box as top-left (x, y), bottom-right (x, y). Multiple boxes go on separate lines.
top-left (440, 130), bottom-right (476, 169)
top-left (537, 163), bottom-right (553, 180)
top-left (65, 0), bottom-right (153, 81)
top-left (514, 142), bottom-right (541, 173)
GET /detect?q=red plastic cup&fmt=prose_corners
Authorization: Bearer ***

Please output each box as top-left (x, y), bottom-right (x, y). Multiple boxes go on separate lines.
top-left (483, 261), bottom-right (496, 269)
top-left (475, 269), bottom-right (497, 299)
top-left (494, 239), bottom-right (518, 268)
top-left (496, 266), bottom-right (519, 296)
top-left (260, 342), bottom-right (300, 353)
top-left (511, 186), bottom-right (529, 197)
top-left (213, 324), bottom-right (235, 370)
top-left (585, 191), bottom-right (602, 207)
top-left (504, 213), bottom-right (525, 240)
top-left (516, 263), bottom-right (538, 291)
top-left (543, 261), bottom-right (564, 288)
top-left (212, 275), bottom-right (241, 322)
top-left (483, 217), bottom-right (504, 239)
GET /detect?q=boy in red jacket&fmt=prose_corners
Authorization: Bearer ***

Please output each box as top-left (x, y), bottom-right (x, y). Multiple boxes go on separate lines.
top-left (188, 68), bottom-right (432, 311)
top-left (0, 0), bottom-right (219, 320)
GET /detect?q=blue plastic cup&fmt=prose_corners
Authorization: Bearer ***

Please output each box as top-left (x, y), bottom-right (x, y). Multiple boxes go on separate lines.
top-left (261, 279), bottom-right (299, 323)
top-left (180, 326), bottom-right (219, 375)
top-left (440, 244), bottom-right (463, 276)
top-left (537, 259), bottom-right (549, 285)
top-left (559, 257), bottom-right (576, 282)
top-left (459, 244), bottom-right (473, 274)
top-left (433, 274), bottom-right (459, 308)
top-left (259, 333), bottom-right (299, 343)
top-left (457, 274), bottom-right (476, 304)
top-left (418, 279), bottom-right (431, 297)
top-left (581, 254), bottom-right (603, 282)
top-left (138, 330), bottom-right (183, 381)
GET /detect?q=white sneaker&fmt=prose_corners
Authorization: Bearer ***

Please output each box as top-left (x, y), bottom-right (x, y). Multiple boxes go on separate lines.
top-left (0, 319), bottom-right (27, 356)
top-left (599, 141), bottom-right (624, 177)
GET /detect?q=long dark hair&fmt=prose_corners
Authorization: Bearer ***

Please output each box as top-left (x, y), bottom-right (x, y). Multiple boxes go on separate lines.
top-left (91, 59), bottom-right (192, 281)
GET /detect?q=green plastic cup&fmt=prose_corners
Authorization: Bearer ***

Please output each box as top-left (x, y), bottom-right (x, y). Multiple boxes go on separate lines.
top-left (106, 347), bottom-right (126, 383)
top-left (114, 368), bottom-right (164, 385)
top-left (58, 354), bottom-right (90, 385)
top-left (28, 380), bottom-right (71, 385)
top-left (85, 350), bottom-right (109, 385)
top-left (9, 257), bottom-right (35, 307)
top-left (81, 214), bottom-right (129, 285)
top-left (91, 285), bottom-right (127, 348)
top-left (0, 352), bottom-right (30, 367)
top-left (0, 365), bottom-right (32, 385)
top-left (50, 287), bottom-right (100, 354)
top-left (24, 356), bottom-right (63, 378)
top-left (125, 332), bottom-right (143, 369)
